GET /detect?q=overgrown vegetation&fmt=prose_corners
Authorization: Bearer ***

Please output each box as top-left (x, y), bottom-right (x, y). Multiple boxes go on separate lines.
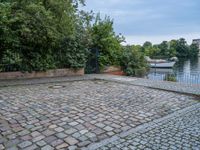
top-left (120, 46), bottom-right (148, 77)
top-left (1, 0), bottom-right (198, 77)
top-left (90, 14), bottom-right (124, 69)
top-left (164, 74), bottom-right (177, 82)
top-left (140, 38), bottom-right (199, 59)
top-left (0, 0), bottom-right (146, 76)
top-left (0, 0), bottom-right (88, 71)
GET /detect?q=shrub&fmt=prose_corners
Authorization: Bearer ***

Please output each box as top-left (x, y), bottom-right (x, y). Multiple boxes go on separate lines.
top-left (120, 46), bottom-right (148, 77)
top-left (164, 74), bottom-right (177, 82)
top-left (0, 0), bottom-right (87, 72)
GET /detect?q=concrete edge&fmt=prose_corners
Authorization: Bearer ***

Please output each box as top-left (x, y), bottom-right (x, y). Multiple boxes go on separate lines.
top-left (91, 75), bottom-right (200, 96)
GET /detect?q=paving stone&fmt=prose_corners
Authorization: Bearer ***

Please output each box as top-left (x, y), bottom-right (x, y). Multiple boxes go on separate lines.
top-left (18, 130), bottom-right (30, 136)
top-left (68, 145), bottom-right (78, 150)
top-left (55, 127), bottom-right (64, 132)
top-left (64, 137), bottom-right (79, 145)
top-left (56, 132), bottom-right (67, 139)
top-left (6, 147), bottom-right (18, 150)
top-left (55, 143), bottom-right (69, 149)
top-left (23, 144), bottom-right (38, 150)
top-left (36, 140), bottom-right (46, 147)
top-left (31, 131), bottom-right (41, 137)
top-left (61, 117), bottom-right (69, 121)
top-left (44, 136), bottom-right (57, 144)
top-left (41, 145), bottom-right (54, 150)
top-left (18, 141), bottom-right (32, 148)
top-left (86, 132), bottom-right (96, 138)
top-left (4, 139), bottom-right (20, 148)
top-left (65, 128), bottom-right (77, 134)
top-left (32, 135), bottom-right (45, 142)
top-left (43, 130), bottom-right (55, 136)
top-left (51, 139), bottom-right (63, 147)
top-left (95, 123), bottom-right (106, 128)
top-left (69, 122), bottom-right (79, 126)
top-left (0, 144), bottom-right (4, 150)
top-left (49, 125), bottom-right (57, 129)
top-left (104, 126), bottom-right (114, 132)
top-left (80, 129), bottom-right (89, 135)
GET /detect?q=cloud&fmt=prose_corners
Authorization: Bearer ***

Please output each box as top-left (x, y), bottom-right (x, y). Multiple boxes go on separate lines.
top-left (82, 0), bottom-right (200, 44)
top-left (124, 33), bottom-right (200, 45)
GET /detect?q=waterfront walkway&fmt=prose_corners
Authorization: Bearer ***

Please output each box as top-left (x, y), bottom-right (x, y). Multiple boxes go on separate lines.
top-left (0, 74), bottom-right (200, 95)
top-left (0, 75), bottom-right (199, 150)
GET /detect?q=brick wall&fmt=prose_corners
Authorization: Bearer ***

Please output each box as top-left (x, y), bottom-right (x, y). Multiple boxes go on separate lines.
top-left (0, 68), bottom-right (84, 80)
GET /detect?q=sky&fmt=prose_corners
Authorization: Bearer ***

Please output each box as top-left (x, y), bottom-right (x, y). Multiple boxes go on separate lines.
top-left (82, 0), bottom-right (200, 45)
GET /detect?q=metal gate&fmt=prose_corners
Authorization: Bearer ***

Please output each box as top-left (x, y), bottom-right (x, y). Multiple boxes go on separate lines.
top-left (85, 48), bottom-right (100, 74)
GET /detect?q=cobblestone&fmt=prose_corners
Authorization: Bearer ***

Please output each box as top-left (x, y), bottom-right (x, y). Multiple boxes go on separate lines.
top-left (95, 104), bottom-right (200, 150)
top-left (0, 79), bottom-right (199, 149)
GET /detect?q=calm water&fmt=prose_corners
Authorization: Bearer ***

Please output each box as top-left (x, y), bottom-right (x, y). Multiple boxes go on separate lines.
top-left (147, 57), bottom-right (200, 84)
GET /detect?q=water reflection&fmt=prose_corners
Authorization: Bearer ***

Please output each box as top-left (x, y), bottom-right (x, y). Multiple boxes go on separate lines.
top-left (147, 57), bottom-right (200, 84)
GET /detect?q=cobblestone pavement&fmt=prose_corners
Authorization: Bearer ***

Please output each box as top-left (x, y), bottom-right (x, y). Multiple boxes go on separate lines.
top-left (95, 104), bottom-right (200, 150)
top-left (0, 74), bottom-right (200, 95)
top-left (91, 74), bottom-right (200, 95)
top-left (0, 80), bottom-right (199, 149)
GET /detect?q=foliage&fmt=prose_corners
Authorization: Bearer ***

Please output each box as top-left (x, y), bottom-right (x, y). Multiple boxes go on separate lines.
top-left (140, 38), bottom-right (198, 59)
top-left (120, 46), bottom-right (148, 77)
top-left (0, 0), bottom-right (88, 72)
top-left (57, 36), bottom-right (88, 69)
top-left (176, 38), bottom-right (190, 58)
top-left (189, 43), bottom-right (199, 57)
top-left (164, 74), bottom-right (177, 82)
top-left (89, 14), bottom-right (124, 69)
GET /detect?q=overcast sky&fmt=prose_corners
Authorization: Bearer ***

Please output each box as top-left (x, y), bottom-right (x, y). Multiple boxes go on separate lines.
top-left (82, 0), bottom-right (200, 45)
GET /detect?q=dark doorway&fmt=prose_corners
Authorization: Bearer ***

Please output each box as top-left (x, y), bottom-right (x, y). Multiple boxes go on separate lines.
top-left (85, 48), bottom-right (100, 74)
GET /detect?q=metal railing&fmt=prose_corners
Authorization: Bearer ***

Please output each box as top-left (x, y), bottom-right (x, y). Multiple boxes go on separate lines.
top-left (0, 64), bottom-right (20, 72)
top-left (147, 72), bottom-right (200, 84)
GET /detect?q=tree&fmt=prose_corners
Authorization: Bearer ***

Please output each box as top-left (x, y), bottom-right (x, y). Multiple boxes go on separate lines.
top-left (176, 38), bottom-right (190, 58)
top-left (158, 41), bottom-right (169, 57)
top-left (189, 43), bottom-right (199, 57)
top-left (168, 40), bottom-right (177, 57)
top-left (90, 14), bottom-right (124, 69)
top-left (120, 46), bottom-right (148, 77)
top-left (0, 0), bottom-right (88, 71)
top-left (143, 41), bottom-right (152, 48)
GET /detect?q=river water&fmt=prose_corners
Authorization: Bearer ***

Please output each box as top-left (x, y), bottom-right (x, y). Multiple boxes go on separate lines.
top-left (147, 57), bottom-right (200, 84)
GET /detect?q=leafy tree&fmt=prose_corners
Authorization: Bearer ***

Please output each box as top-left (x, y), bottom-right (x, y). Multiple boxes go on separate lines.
top-left (158, 41), bottom-right (168, 57)
top-left (0, 0), bottom-right (88, 71)
top-left (142, 41), bottom-right (152, 53)
top-left (176, 38), bottom-right (190, 58)
top-left (120, 46), bottom-right (148, 77)
top-left (189, 43), bottom-right (199, 57)
top-left (90, 14), bottom-right (124, 69)
top-left (168, 40), bottom-right (177, 57)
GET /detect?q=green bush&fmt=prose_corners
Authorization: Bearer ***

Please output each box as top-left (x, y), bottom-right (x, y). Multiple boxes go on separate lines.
top-left (0, 0), bottom-right (87, 72)
top-left (90, 14), bottom-right (124, 70)
top-left (164, 74), bottom-right (177, 82)
top-left (120, 46), bottom-right (148, 77)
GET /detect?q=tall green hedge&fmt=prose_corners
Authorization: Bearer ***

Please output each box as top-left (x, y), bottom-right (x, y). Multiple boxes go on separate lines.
top-left (0, 0), bottom-right (88, 72)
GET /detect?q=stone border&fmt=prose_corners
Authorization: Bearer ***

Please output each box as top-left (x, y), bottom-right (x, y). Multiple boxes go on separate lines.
top-left (84, 103), bottom-right (200, 150)
top-left (0, 68), bottom-right (84, 80)
top-left (0, 74), bottom-right (199, 96)
top-left (91, 74), bottom-right (200, 96)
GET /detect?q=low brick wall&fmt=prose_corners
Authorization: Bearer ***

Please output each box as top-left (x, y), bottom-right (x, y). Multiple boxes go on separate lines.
top-left (102, 66), bottom-right (122, 73)
top-left (0, 68), bottom-right (84, 80)
top-left (102, 66), bottom-right (124, 76)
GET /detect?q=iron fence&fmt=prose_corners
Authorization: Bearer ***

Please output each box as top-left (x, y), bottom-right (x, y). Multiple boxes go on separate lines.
top-left (147, 72), bottom-right (200, 84)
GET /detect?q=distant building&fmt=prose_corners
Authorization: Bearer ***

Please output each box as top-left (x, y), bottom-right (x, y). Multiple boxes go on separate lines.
top-left (192, 39), bottom-right (200, 56)
top-left (192, 39), bottom-right (200, 49)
